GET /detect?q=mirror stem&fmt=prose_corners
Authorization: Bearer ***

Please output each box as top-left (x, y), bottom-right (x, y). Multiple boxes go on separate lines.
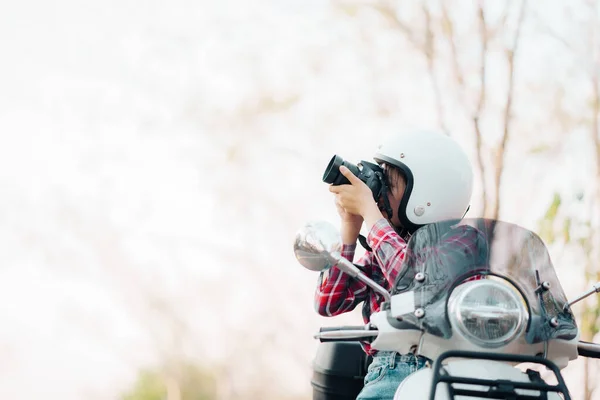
top-left (565, 282), bottom-right (600, 311)
top-left (328, 252), bottom-right (392, 304)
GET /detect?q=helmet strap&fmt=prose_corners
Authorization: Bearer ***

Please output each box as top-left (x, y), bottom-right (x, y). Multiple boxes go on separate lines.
top-left (395, 223), bottom-right (412, 242)
top-left (359, 176), bottom-right (413, 251)
top-left (379, 180), bottom-right (394, 222)
top-left (380, 181), bottom-right (412, 241)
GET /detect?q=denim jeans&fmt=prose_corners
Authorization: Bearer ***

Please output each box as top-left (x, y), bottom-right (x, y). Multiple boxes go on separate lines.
top-left (356, 351), bottom-right (430, 400)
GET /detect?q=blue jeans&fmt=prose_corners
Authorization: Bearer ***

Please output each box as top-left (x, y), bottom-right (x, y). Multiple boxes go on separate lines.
top-left (356, 351), bottom-right (430, 400)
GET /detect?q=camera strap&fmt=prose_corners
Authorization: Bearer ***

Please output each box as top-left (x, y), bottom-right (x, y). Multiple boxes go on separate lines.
top-left (358, 234), bottom-right (372, 252)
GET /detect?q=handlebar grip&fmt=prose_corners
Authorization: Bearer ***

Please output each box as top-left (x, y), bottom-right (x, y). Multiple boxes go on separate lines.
top-left (315, 327), bottom-right (378, 343)
top-left (578, 341), bottom-right (600, 359)
top-left (319, 326), bottom-right (367, 333)
top-left (318, 337), bottom-right (370, 343)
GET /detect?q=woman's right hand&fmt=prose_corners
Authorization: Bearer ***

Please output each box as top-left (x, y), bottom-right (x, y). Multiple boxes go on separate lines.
top-left (335, 195), bottom-right (363, 244)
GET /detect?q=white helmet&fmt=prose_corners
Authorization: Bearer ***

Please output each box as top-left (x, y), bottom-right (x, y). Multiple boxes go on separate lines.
top-left (373, 130), bottom-right (473, 233)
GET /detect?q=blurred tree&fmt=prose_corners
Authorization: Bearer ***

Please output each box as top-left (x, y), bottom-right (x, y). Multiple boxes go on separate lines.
top-left (114, 1), bottom-right (597, 399)
top-left (335, 0), bottom-right (528, 218)
top-left (122, 370), bottom-right (168, 400)
top-left (122, 362), bottom-right (217, 400)
top-left (535, 1), bottom-right (600, 398)
top-left (537, 191), bottom-right (599, 400)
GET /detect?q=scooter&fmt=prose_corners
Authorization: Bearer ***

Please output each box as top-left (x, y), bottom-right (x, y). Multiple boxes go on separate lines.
top-left (294, 218), bottom-right (600, 400)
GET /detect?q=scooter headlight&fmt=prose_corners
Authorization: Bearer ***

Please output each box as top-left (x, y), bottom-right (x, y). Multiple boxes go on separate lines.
top-left (448, 279), bottom-right (527, 348)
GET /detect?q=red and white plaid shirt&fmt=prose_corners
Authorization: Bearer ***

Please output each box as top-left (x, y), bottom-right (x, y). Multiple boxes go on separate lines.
top-left (314, 218), bottom-right (483, 355)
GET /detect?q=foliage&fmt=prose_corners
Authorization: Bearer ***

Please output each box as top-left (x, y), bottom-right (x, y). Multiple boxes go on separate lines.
top-left (537, 192), bottom-right (562, 244)
top-left (537, 190), bottom-right (600, 330)
top-left (122, 370), bottom-right (167, 400)
top-left (122, 363), bottom-right (217, 400)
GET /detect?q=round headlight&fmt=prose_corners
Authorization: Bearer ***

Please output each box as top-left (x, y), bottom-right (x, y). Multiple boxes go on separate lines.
top-left (448, 279), bottom-right (528, 348)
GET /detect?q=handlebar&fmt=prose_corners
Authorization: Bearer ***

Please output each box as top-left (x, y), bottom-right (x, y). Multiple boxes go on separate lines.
top-left (314, 329), bottom-right (600, 358)
top-left (315, 327), bottom-right (600, 359)
top-left (578, 341), bottom-right (600, 359)
top-left (315, 326), bottom-right (379, 342)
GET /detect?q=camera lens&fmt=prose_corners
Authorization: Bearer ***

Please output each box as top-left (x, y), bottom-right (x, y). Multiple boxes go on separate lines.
top-left (322, 155), bottom-right (359, 185)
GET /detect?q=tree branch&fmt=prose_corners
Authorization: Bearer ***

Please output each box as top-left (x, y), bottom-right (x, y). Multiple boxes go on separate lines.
top-left (593, 71), bottom-right (600, 195)
top-left (487, 0), bottom-right (513, 40)
top-left (529, 7), bottom-right (574, 51)
top-left (440, 0), bottom-right (466, 97)
top-left (439, 0), bottom-right (489, 215)
top-left (370, 1), bottom-right (421, 48)
top-left (370, 1), bottom-right (451, 134)
top-left (473, 1), bottom-right (489, 217)
top-left (591, 0), bottom-right (600, 195)
top-left (492, 0), bottom-right (527, 221)
top-left (422, 4), bottom-right (449, 134)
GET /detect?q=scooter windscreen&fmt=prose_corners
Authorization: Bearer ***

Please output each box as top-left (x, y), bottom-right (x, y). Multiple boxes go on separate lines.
top-left (391, 218), bottom-right (578, 345)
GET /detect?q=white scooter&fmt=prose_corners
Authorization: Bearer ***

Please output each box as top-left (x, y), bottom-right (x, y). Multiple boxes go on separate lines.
top-left (294, 218), bottom-right (600, 400)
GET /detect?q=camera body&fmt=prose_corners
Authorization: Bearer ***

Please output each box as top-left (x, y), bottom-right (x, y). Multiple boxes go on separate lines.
top-left (322, 155), bottom-right (385, 201)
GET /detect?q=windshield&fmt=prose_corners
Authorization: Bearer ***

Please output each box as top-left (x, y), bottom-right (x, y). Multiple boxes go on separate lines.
top-left (391, 218), bottom-right (577, 343)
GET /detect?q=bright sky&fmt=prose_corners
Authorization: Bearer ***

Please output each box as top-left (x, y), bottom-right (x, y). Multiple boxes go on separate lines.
top-left (0, 0), bottom-right (598, 399)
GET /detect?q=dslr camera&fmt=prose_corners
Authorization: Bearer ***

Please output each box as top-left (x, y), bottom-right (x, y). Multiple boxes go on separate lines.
top-left (322, 155), bottom-right (386, 201)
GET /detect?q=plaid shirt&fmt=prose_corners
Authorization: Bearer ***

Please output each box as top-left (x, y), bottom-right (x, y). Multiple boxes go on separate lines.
top-left (314, 219), bottom-right (483, 355)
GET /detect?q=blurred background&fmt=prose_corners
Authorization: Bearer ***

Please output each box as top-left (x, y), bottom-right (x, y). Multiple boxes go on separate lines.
top-left (1, 0), bottom-right (599, 399)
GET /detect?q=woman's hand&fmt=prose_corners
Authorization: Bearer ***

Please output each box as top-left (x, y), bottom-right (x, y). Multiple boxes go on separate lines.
top-left (334, 195), bottom-right (363, 244)
top-left (330, 166), bottom-right (384, 239)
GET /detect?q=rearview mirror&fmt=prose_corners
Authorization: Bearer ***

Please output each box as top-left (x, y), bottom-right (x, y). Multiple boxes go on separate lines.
top-left (293, 220), bottom-right (342, 271)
